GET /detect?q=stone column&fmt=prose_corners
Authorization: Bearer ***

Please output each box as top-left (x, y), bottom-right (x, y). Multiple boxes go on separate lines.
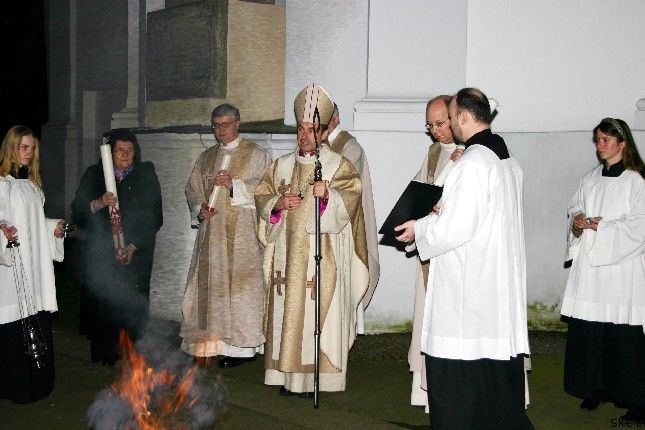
top-left (41, 0), bottom-right (78, 218)
top-left (111, 0), bottom-right (143, 128)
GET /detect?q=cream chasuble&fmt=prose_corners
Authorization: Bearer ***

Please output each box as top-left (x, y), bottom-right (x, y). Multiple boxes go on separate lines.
top-left (407, 141), bottom-right (457, 408)
top-left (180, 139), bottom-right (272, 356)
top-left (255, 145), bottom-right (369, 392)
top-left (327, 129), bottom-right (380, 334)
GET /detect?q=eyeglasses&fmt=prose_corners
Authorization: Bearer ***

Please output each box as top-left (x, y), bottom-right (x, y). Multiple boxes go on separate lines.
top-left (211, 121), bottom-right (236, 130)
top-left (425, 120), bottom-right (448, 131)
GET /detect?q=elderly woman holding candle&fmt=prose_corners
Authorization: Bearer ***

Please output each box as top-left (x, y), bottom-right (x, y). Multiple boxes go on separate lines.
top-left (71, 129), bottom-right (162, 365)
top-left (0, 125), bottom-right (65, 403)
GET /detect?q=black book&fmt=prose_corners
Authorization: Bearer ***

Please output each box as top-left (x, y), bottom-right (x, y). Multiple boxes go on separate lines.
top-left (378, 181), bottom-right (442, 249)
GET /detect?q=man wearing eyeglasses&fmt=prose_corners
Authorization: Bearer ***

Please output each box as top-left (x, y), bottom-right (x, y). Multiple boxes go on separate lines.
top-left (181, 103), bottom-right (272, 369)
top-left (407, 95), bottom-right (463, 412)
top-left (396, 88), bottom-right (533, 429)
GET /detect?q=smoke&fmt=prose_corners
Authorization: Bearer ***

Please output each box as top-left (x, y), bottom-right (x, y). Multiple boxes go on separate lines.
top-left (87, 319), bottom-right (227, 430)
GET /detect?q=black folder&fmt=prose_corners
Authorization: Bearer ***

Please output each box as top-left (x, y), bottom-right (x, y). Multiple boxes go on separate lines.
top-left (378, 181), bottom-right (443, 249)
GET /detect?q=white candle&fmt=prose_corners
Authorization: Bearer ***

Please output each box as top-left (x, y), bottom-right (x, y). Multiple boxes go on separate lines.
top-left (207, 153), bottom-right (231, 209)
top-left (99, 143), bottom-right (125, 252)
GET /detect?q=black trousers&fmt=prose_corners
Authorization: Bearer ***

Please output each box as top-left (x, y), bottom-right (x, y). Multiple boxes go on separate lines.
top-left (425, 354), bottom-right (534, 430)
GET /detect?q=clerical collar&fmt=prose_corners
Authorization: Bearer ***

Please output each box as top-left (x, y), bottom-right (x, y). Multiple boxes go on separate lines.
top-left (327, 126), bottom-right (340, 142)
top-left (17, 165), bottom-right (29, 179)
top-left (602, 159), bottom-right (625, 177)
top-left (464, 129), bottom-right (509, 160)
top-left (298, 149), bottom-right (317, 157)
top-left (439, 142), bottom-right (457, 151)
top-left (221, 136), bottom-right (240, 150)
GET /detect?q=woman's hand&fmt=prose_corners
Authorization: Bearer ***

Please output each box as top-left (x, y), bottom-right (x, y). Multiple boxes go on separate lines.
top-left (572, 213), bottom-right (601, 236)
top-left (116, 244), bottom-right (136, 265)
top-left (92, 192), bottom-right (117, 211)
top-left (0, 224), bottom-right (17, 242)
top-left (54, 219), bottom-right (65, 238)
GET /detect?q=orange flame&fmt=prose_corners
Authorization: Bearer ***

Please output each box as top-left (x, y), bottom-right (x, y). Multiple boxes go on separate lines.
top-left (112, 330), bottom-right (199, 429)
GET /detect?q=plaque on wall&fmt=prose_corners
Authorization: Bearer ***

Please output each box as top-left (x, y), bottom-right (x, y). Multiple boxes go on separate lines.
top-left (147, 0), bottom-right (227, 101)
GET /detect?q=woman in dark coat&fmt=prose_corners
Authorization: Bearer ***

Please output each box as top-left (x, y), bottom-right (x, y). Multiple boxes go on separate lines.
top-left (71, 129), bottom-right (162, 365)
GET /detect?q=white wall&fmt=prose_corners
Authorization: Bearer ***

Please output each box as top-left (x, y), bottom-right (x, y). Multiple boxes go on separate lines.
top-left (366, 0), bottom-right (467, 98)
top-left (284, 0), bottom-right (368, 129)
top-left (352, 0), bottom-right (645, 328)
top-left (466, 0), bottom-right (645, 132)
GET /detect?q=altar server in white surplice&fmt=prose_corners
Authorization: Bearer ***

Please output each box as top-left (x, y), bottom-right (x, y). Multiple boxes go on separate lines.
top-left (561, 117), bottom-right (645, 423)
top-left (395, 88), bottom-right (533, 429)
top-left (0, 125), bottom-right (64, 404)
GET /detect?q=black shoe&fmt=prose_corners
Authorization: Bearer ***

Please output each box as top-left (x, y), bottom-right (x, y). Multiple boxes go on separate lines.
top-left (298, 392), bottom-right (314, 399)
top-left (279, 387), bottom-right (298, 396)
top-left (580, 396), bottom-right (603, 411)
top-left (218, 355), bottom-right (256, 369)
top-left (622, 407), bottom-right (645, 423)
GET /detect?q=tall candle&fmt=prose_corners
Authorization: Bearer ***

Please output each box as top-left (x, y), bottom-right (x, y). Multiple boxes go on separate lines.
top-left (99, 143), bottom-right (125, 252)
top-left (207, 153), bottom-right (231, 209)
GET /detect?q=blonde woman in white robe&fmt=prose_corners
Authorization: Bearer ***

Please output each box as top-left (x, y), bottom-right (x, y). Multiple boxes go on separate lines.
top-left (0, 125), bottom-right (64, 404)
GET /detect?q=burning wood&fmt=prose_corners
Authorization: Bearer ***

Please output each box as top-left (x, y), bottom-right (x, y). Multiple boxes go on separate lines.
top-left (88, 324), bottom-right (225, 430)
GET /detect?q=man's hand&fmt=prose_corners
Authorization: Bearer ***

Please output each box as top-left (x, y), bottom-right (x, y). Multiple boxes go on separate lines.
top-left (450, 148), bottom-right (464, 161)
top-left (276, 193), bottom-right (303, 211)
top-left (214, 170), bottom-right (233, 190)
top-left (0, 224), bottom-right (17, 241)
top-left (394, 220), bottom-right (416, 243)
top-left (200, 203), bottom-right (218, 220)
top-left (313, 180), bottom-right (329, 199)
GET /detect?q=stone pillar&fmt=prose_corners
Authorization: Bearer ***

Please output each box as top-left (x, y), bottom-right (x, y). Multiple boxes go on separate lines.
top-left (111, 0), bottom-right (142, 129)
top-left (41, 0), bottom-right (78, 219)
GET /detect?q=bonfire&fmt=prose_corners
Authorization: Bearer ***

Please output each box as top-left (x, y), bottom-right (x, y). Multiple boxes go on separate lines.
top-left (88, 326), bottom-right (225, 430)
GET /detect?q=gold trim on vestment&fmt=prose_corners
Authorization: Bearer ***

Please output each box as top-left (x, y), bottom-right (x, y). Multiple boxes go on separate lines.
top-left (194, 140), bottom-right (255, 334)
top-left (328, 130), bottom-right (353, 154)
top-left (256, 148), bottom-right (368, 374)
top-left (427, 143), bottom-right (442, 182)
